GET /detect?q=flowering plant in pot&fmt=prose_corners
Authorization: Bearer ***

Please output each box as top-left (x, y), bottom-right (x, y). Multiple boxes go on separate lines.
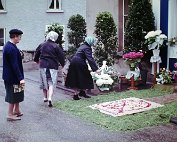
top-left (90, 61), bottom-right (119, 91)
top-left (167, 37), bottom-right (177, 47)
top-left (145, 30), bottom-right (167, 50)
top-left (123, 52), bottom-right (144, 71)
top-left (156, 68), bottom-right (172, 84)
top-left (172, 62), bottom-right (177, 83)
top-left (145, 30), bottom-right (167, 56)
top-left (123, 52), bottom-right (144, 90)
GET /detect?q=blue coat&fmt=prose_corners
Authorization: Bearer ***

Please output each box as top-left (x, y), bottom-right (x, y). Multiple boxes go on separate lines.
top-left (2, 41), bottom-right (24, 84)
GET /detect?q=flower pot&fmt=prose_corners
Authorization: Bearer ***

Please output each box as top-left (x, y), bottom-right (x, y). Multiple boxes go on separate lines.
top-left (140, 69), bottom-right (148, 85)
top-left (128, 75), bottom-right (138, 90)
top-left (153, 49), bottom-right (160, 56)
top-left (175, 76), bottom-right (177, 83)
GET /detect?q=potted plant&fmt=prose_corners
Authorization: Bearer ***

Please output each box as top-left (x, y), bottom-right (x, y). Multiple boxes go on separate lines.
top-left (94, 11), bottom-right (118, 66)
top-left (156, 68), bottom-right (172, 84)
top-left (123, 52), bottom-right (144, 90)
top-left (90, 60), bottom-right (118, 91)
top-left (145, 30), bottom-right (167, 56)
top-left (123, 52), bottom-right (144, 71)
top-left (168, 37), bottom-right (177, 47)
top-left (173, 62), bottom-right (177, 83)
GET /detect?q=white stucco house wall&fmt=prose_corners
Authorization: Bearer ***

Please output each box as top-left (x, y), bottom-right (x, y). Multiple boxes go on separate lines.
top-left (1, 0), bottom-right (176, 70)
top-left (0, 0), bottom-right (118, 51)
top-left (0, 0), bottom-right (86, 51)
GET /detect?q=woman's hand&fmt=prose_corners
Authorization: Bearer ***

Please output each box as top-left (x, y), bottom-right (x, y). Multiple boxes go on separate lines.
top-left (20, 79), bottom-right (25, 84)
top-left (95, 69), bottom-right (101, 75)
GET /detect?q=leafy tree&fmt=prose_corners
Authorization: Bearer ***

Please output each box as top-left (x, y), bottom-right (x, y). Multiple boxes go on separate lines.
top-left (124, 0), bottom-right (155, 60)
top-left (66, 14), bottom-right (87, 59)
top-left (94, 11), bottom-right (118, 66)
top-left (46, 23), bottom-right (64, 47)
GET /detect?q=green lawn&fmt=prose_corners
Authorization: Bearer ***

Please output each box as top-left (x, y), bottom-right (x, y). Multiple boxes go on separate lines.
top-left (54, 86), bottom-right (177, 131)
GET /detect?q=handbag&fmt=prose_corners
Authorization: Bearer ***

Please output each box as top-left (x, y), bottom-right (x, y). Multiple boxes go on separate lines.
top-left (13, 84), bottom-right (25, 93)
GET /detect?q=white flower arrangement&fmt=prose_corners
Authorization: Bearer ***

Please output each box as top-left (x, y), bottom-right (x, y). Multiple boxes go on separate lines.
top-left (125, 67), bottom-right (140, 80)
top-left (91, 61), bottom-right (119, 91)
top-left (167, 37), bottom-right (177, 46)
top-left (145, 30), bottom-right (167, 50)
top-left (156, 68), bottom-right (172, 84)
top-left (91, 70), bottom-right (114, 91)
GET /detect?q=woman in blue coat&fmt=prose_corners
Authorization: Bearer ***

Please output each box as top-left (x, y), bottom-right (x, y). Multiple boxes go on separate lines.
top-left (2, 29), bottom-right (24, 121)
top-left (65, 36), bottom-right (100, 100)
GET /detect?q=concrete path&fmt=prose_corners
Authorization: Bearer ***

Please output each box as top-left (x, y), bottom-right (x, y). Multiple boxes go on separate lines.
top-left (0, 69), bottom-right (177, 142)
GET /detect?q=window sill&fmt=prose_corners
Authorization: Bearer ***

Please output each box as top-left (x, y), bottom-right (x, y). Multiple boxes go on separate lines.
top-left (0, 10), bottom-right (7, 14)
top-left (0, 46), bottom-right (3, 50)
top-left (46, 9), bottom-right (64, 13)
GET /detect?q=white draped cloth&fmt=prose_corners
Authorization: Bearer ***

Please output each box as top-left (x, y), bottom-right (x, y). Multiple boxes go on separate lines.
top-left (150, 56), bottom-right (161, 74)
top-left (125, 68), bottom-right (140, 80)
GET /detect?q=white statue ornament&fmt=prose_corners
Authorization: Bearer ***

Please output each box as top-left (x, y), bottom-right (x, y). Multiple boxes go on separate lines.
top-left (91, 60), bottom-right (114, 91)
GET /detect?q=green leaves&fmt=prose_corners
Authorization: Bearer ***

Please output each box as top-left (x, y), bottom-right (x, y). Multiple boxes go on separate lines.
top-left (124, 0), bottom-right (155, 59)
top-left (46, 23), bottom-right (64, 46)
top-left (66, 14), bottom-right (87, 58)
top-left (94, 11), bottom-right (118, 66)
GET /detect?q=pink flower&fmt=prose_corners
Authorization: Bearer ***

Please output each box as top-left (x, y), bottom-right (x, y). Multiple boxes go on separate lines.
top-left (174, 62), bottom-right (177, 68)
top-left (123, 52), bottom-right (144, 59)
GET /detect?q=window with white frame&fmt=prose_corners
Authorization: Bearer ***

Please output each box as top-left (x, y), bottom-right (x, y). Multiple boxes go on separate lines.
top-left (0, 28), bottom-right (5, 50)
top-left (47, 0), bottom-right (63, 13)
top-left (123, 0), bottom-right (130, 46)
top-left (45, 25), bottom-right (65, 49)
top-left (0, 0), bottom-right (7, 13)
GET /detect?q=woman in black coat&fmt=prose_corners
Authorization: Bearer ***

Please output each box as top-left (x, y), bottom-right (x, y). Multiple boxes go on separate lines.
top-left (34, 31), bottom-right (65, 107)
top-left (65, 36), bottom-right (100, 100)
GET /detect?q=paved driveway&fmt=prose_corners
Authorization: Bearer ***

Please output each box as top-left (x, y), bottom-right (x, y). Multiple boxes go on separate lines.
top-left (0, 69), bottom-right (177, 142)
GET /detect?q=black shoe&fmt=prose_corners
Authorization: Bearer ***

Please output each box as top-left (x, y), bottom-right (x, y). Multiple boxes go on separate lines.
top-left (48, 101), bottom-right (53, 107)
top-left (170, 117), bottom-right (177, 124)
top-left (43, 98), bottom-right (48, 102)
top-left (79, 90), bottom-right (91, 98)
top-left (73, 95), bottom-right (81, 100)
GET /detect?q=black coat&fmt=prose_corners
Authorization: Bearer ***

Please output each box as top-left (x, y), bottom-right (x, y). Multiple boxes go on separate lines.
top-left (34, 40), bottom-right (65, 69)
top-left (65, 43), bottom-right (98, 89)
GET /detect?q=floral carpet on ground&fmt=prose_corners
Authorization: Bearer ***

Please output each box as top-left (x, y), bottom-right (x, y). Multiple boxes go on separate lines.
top-left (89, 97), bottom-right (163, 117)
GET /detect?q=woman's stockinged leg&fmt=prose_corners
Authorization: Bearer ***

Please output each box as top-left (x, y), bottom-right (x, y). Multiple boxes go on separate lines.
top-left (8, 103), bottom-right (15, 116)
top-left (73, 89), bottom-right (81, 100)
top-left (7, 103), bottom-right (21, 121)
top-left (47, 69), bottom-right (58, 107)
top-left (14, 103), bottom-right (20, 113)
top-left (14, 103), bottom-right (23, 117)
top-left (48, 84), bottom-right (53, 101)
top-left (43, 89), bottom-right (48, 102)
top-left (48, 84), bottom-right (53, 107)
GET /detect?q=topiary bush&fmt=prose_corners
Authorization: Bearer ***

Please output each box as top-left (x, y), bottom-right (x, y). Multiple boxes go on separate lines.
top-left (124, 0), bottom-right (155, 61)
top-left (66, 14), bottom-right (87, 59)
top-left (46, 23), bottom-right (64, 47)
top-left (94, 11), bottom-right (118, 66)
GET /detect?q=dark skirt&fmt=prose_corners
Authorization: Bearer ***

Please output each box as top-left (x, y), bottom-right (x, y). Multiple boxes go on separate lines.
top-left (4, 81), bottom-right (24, 104)
top-left (65, 58), bottom-right (94, 89)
